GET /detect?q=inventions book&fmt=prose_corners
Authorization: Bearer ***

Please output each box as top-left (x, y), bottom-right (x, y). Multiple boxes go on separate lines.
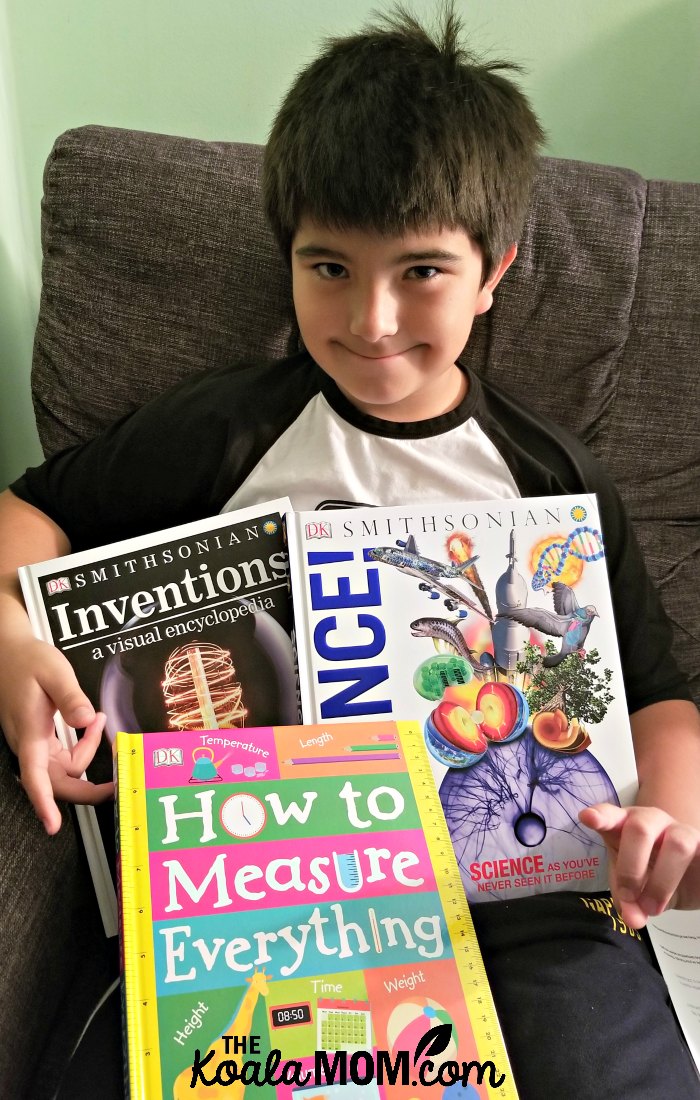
top-left (19, 498), bottom-right (298, 935)
top-left (114, 720), bottom-right (517, 1100)
top-left (287, 494), bottom-right (639, 906)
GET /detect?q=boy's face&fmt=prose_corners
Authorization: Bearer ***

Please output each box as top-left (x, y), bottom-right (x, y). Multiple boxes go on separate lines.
top-left (291, 220), bottom-right (516, 423)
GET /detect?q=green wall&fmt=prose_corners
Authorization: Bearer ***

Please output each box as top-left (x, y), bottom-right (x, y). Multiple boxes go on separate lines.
top-left (1, 0), bottom-right (699, 485)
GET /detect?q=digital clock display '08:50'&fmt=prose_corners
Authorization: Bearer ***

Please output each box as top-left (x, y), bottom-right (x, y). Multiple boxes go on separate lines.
top-left (270, 1002), bottom-right (312, 1028)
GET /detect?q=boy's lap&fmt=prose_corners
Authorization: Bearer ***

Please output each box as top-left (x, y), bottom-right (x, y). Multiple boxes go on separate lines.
top-left (55, 979), bottom-right (124, 1100)
top-left (472, 891), bottom-right (700, 1097)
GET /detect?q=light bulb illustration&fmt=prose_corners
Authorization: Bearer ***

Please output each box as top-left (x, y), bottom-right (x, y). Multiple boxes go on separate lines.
top-left (162, 642), bottom-right (247, 730)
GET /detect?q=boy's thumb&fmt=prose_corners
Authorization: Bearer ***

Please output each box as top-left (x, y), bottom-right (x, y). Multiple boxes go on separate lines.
top-left (66, 703), bottom-right (97, 729)
top-left (39, 653), bottom-right (95, 729)
top-left (579, 803), bottom-right (626, 838)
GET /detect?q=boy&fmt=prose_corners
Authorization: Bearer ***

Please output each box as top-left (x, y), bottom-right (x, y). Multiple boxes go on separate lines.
top-left (1, 6), bottom-right (699, 1097)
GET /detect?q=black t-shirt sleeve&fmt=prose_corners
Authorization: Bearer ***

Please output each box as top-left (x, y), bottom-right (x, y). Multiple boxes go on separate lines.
top-left (585, 470), bottom-right (690, 711)
top-left (10, 354), bottom-right (319, 552)
top-left (12, 368), bottom-right (241, 549)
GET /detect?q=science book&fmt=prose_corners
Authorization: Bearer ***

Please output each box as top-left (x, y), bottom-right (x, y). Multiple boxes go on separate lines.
top-left (287, 494), bottom-right (639, 905)
top-left (115, 720), bottom-right (517, 1100)
top-left (19, 498), bottom-right (298, 935)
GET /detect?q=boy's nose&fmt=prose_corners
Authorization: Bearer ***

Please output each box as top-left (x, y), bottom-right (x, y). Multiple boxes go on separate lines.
top-left (348, 284), bottom-right (399, 343)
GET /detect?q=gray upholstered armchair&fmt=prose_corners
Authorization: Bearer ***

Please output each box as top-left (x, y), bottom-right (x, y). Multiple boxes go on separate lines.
top-left (1, 126), bottom-right (698, 1098)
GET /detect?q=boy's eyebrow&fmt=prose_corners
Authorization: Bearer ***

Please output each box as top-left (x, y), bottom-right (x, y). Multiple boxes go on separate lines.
top-left (294, 245), bottom-right (349, 260)
top-left (293, 244), bottom-right (464, 263)
top-left (396, 249), bottom-right (463, 264)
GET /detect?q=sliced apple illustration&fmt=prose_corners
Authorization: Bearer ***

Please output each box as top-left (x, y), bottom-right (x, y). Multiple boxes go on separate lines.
top-left (531, 708), bottom-right (568, 743)
top-left (557, 719), bottom-right (592, 753)
top-left (531, 710), bottom-right (591, 753)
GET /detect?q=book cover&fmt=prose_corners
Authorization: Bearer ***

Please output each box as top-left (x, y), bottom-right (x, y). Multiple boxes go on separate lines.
top-left (115, 720), bottom-right (517, 1100)
top-left (19, 498), bottom-right (298, 934)
top-left (287, 494), bottom-right (639, 905)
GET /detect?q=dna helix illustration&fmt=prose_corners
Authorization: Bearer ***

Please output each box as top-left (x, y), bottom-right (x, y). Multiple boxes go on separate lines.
top-left (531, 526), bottom-right (605, 590)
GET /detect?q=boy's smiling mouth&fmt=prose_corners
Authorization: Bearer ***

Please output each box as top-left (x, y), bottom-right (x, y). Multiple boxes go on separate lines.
top-left (352, 351), bottom-right (405, 361)
top-left (338, 343), bottom-right (417, 361)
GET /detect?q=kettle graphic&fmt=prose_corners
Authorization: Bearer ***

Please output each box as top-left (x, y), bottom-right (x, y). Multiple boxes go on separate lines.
top-left (189, 746), bottom-right (231, 783)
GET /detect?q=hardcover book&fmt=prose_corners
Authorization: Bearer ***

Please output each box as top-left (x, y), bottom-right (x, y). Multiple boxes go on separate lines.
top-left (287, 494), bottom-right (639, 905)
top-left (115, 720), bottom-right (517, 1100)
top-left (19, 498), bottom-right (298, 935)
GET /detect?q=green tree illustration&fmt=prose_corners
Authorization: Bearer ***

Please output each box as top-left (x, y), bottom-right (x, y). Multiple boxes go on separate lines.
top-left (516, 641), bottom-right (614, 724)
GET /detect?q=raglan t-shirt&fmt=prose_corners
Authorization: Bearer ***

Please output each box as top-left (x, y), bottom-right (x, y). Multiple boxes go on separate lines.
top-left (12, 351), bottom-right (698, 1097)
top-left (11, 350), bottom-right (690, 714)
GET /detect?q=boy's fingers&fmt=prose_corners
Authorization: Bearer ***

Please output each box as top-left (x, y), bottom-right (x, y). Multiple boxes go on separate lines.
top-left (611, 814), bottom-right (662, 906)
top-left (48, 764), bottom-right (115, 806)
top-left (635, 825), bottom-right (700, 918)
top-left (51, 714), bottom-right (112, 796)
top-left (582, 804), bottom-right (700, 925)
top-left (16, 711), bottom-right (110, 829)
top-left (580, 803), bottom-right (660, 927)
top-left (579, 802), bottom-right (627, 847)
top-left (17, 738), bottom-right (63, 835)
top-left (21, 748), bottom-right (114, 827)
top-left (66, 712), bottom-right (108, 775)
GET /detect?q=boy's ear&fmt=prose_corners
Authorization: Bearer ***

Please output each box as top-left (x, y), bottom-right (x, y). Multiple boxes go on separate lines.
top-left (475, 244), bottom-right (518, 315)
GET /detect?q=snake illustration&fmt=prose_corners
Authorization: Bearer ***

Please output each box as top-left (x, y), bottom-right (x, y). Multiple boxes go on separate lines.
top-left (410, 616), bottom-right (490, 677)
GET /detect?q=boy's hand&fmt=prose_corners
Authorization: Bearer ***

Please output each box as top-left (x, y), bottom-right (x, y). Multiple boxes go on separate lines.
top-left (1, 637), bottom-right (114, 834)
top-left (580, 803), bottom-right (700, 929)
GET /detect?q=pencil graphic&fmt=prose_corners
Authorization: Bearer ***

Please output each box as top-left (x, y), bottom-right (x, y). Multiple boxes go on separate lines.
top-left (368, 907), bottom-right (382, 953)
top-left (283, 752), bottom-right (400, 766)
top-left (347, 744), bottom-right (398, 753)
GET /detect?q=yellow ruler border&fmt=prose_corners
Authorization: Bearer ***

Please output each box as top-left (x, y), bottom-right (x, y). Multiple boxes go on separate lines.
top-left (116, 734), bottom-right (163, 1099)
top-left (397, 720), bottom-right (519, 1100)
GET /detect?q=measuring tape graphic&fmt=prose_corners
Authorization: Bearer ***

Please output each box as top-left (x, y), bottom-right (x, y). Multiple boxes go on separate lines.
top-left (400, 721), bottom-right (519, 1099)
top-left (117, 742), bottom-right (163, 1100)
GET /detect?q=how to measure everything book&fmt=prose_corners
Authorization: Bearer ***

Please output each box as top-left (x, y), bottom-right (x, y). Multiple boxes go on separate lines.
top-left (115, 720), bottom-right (517, 1100)
top-left (287, 494), bottom-right (639, 904)
top-left (19, 498), bottom-right (298, 935)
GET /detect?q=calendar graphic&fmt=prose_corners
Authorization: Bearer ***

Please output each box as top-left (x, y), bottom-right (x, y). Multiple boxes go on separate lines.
top-left (316, 998), bottom-right (372, 1052)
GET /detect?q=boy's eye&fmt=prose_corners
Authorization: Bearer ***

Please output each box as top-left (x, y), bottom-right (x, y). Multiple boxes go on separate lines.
top-left (406, 265), bottom-right (440, 280)
top-left (314, 262), bottom-right (347, 279)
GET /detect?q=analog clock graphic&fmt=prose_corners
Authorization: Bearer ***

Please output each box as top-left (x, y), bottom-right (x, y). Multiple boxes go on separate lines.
top-left (220, 792), bottom-right (267, 838)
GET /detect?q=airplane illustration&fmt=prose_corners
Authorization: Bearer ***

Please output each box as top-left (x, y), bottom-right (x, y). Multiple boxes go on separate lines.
top-left (367, 536), bottom-right (493, 619)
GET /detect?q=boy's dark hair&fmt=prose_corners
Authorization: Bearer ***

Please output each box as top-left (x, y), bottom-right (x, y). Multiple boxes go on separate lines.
top-left (262, 3), bottom-right (545, 277)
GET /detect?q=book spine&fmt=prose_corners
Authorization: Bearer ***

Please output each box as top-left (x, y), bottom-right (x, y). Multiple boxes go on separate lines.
top-left (286, 511), bottom-right (319, 721)
top-left (116, 735), bottom-right (162, 1099)
top-left (17, 564), bottom-right (48, 637)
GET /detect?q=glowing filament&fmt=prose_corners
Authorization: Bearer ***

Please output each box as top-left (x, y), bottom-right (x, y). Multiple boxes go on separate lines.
top-left (162, 642), bottom-right (247, 730)
top-left (187, 646), bottom-right (219, 730)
